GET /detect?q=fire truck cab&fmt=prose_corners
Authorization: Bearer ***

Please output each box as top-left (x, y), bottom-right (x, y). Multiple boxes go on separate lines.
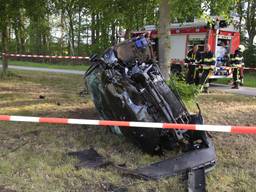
top-left (131, 17), bottom-right (240, 79)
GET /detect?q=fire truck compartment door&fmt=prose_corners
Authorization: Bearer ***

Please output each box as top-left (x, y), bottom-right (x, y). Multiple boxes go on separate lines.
top-left (170, 35), bottom-right (187, 60)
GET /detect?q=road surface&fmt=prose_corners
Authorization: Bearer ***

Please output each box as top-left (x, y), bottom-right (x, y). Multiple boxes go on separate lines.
top-left (1, 64), bottom-right (255, 96)
top-left (0, 64), bottom-right (85, 75)
top-left (210, 83), bottom-right (256, 97)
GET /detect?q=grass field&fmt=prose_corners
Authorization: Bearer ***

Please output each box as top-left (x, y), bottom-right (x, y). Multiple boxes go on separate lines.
top-left (0, 70), bottom-right (256, 192)
top-left (0, 59), bottom-right (89, 71)
top-left (215, 72), bottom-right (256, 88)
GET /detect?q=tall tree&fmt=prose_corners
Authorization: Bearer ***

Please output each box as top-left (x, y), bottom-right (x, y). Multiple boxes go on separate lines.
top-left (0, 0), bottom-right (9, 74)
top-left (237, 0), bottom-right (256, 67)
top-left (158, 0), bottom-right (171, 80)
top-left (245, 0), bottom-right (256, 47)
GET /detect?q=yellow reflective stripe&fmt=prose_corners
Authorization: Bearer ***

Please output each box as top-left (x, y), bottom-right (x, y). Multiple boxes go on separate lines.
top-left (232, 64), bottom-right (243, 67)
top-left (234, 57), bottom-right (243, 61)
top-left (204, 58), bottom-right (215, 62)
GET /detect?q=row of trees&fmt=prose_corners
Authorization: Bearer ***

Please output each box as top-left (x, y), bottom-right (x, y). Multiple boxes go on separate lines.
top-left (0, 0), bottom-right (158, 56)
top-left (0, 0), bottom-right (256, 64)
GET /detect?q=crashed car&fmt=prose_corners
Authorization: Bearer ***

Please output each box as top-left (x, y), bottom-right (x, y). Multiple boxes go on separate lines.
top-left (85, 36), bottom-right (216, 189)
top-left (86, 36), bottom-right (211, 153)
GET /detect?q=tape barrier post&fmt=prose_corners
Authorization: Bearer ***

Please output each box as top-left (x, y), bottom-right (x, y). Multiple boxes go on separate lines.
top-left (0, 115), bottom-right (256, 134)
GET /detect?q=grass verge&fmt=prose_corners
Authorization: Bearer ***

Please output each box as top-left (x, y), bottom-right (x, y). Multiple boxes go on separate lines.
top-left (0, 70), bottom-right (256, 191)
top-left (215, 72), bottom-right (256, 88)
top-left (0, 59), bottom-right (89, 71)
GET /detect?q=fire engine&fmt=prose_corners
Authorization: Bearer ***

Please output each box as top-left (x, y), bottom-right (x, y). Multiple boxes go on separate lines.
top-left (131, 17), bottom-right (241, 79)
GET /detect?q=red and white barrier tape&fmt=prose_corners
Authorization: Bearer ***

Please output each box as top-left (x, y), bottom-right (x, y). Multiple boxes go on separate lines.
top-left (188, 64), bottom-right (256, 71)
top-left (0, 115), bottom-right (255, 134)
top-left (244, 67), bottom-right (256, 71)
top-left (2, 53), bottom-right (90, 60)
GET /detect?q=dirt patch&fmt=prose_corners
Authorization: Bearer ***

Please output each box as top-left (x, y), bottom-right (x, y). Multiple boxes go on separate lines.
top-left (68, 108), bottom-right (98, 119)
top-left (0, 186), bottom-right (16, 192)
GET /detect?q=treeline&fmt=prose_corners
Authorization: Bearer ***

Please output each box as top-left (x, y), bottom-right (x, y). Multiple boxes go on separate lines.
top-left (0, 0), bottom-right (158, 56)
top-left (0, 0), bottom-right (256, 65)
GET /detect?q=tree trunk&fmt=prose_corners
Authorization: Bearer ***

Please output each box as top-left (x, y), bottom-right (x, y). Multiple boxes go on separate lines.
top-left (95, 14), bottom-right (100, 43)
top-left (91, 13), bottom-right (96, 44)
top-left (2, 24), bottom-right (8, 74)
top-left (14, 21), bottom-right (21, 53)
top-left (68, 11), bottom-right (75, 55)
top-left (111, 22), bottom-right (116, 45)
top-left (247, 0), bottom-right (256, 47)
top-left (124, 29), bottom-right (131, 40)
top-left (158, 0), bottom-right (171, 80)
top-left (19, 10), bottom-right (25, 52)
top-left (77, 6), bottom-right (82, 55)
top-left (60, 10), bottom-right (65, 55)
top-left (237, 1), bottom-right (243, 33)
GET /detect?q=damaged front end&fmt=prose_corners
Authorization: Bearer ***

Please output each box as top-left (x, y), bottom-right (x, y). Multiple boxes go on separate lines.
top-left (85, 36), bottom-right (216, 189)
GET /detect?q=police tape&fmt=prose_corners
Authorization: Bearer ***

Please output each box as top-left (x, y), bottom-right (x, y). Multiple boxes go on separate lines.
top-left (2, 53), bottom-right (90, 60)
top-left (188, 63), bottom-right (256, 71)
top-left (244, 67), bottom-right (256, 71)
top-left (0, 115), bottom-right (255, 134)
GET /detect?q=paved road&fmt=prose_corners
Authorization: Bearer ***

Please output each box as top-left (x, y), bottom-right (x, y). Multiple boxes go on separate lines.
top-left (210, 83), bottom-right (256, 97)
top-left (0, 65), bottom-right (85, 75)
top-left (1, 64), bottom-right (255, 96)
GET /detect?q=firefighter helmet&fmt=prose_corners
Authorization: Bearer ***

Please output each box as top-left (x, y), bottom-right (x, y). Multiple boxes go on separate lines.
top-left (238, 45), bottom-right (245, 52)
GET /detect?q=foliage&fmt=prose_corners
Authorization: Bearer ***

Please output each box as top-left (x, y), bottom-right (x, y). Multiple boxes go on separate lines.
top-left (0, 0), bottom-right (255, 61)
top-left (167, 74), bottom-right (200, 102)
top-left (244, 45), bottom-right (256, 67)
top-left (215, 71), bottom-right (256, 87)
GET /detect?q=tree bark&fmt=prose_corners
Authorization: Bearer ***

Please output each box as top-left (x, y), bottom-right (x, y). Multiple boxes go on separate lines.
top-left (95, 14), bottom-right (100, 43)
top-left (124, 29), bottom-right (131, 40)
top-left (19, 12), bottom-right (25, 52)
top-left (237, 1), bottom-right (243, 33)
top-left (14, 20), bottom-right (20, 53)
top-left (77, 6), bottom-right (82, 55)
top-left (68, 10), bottom-right (75, 55)
top-left (2, 24), bottom-right (8, 74)
top-left (91, 13), bottom-right (96, 44)
top-left (158, 0), bottom-right (171, 80)
top-left (247, 0), bottom-right (256, 47)
top-left (60, 10), bottom-right (65, 55)
top-left (111, 22), bottom-right (116, 45)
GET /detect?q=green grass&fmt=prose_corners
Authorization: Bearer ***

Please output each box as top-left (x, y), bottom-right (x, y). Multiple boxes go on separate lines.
top-left (0, 59), bottom-right (89, 71)
top-left (0, 70), bottom-right (256, 191)
top-left (215, 72), bottom-right (256, 88)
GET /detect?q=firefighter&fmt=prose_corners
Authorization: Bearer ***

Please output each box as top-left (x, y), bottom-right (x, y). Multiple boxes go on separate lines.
top-left (185, 45), bottom-right (202, 84)
top-left (150, 32), bottom-right (159, 60)
top-left (199, 44), bottom-right (215, 92)
top-left (230, 45), bottom-right (245, 89)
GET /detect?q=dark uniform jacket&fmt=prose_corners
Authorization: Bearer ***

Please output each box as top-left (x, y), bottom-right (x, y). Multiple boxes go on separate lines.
top-left (231, 50), bottom-right (244, 66)
top-left (185, 50), bottom-right (202, 63)
top-left (202, 51), bottom-right (215, 65)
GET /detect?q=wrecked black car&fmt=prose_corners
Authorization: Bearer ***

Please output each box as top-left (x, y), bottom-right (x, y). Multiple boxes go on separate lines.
top-left (85, 36), bottom-right (216, 189)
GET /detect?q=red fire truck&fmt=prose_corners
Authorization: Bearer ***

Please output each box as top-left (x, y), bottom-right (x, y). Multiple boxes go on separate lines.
top-left (131, 18), bottom-right (241, 79)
